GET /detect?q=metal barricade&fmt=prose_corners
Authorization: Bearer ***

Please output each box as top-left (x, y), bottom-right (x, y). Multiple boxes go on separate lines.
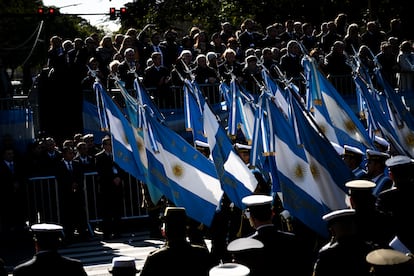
top-left (83, 172), bottom-right (148, 223)
top-left (26, 176), bottom-right (60, 224)
top-left (327, 74), bottom-right (355, 96)
top-left (26, 172), bottom-right (148, 226)
top-left (83, 172), bottom-right (100, 223)
top-left (122, 174), bottom-right (148, 220)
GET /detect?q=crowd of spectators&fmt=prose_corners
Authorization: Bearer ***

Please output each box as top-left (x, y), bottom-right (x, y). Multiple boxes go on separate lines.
top-left (39, 15), bottom-right (414, 103)
top-left (2, 12), bottom-right (414, 275)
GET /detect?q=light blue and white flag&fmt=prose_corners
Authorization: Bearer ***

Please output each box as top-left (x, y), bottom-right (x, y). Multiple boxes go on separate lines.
top-left (374, 69), bottom-right (414, 157)
top-left (142, 108), bottom-right (224, 226)
top-left (96, 81), bottom-right (164, 205)
top-left (354, 72), bottom-right (413, 157)
top-left (183, 80), bottom-right (208, 144)
top-left (203, 100), bottom-right (257, 209)
top-left (303, 56), bottom-right (373, 150)
top-left (251, 94), bottom-right (280, 192)
top-left (94, 82), bottom-right (147, 183)
top-left (226, 79), bottom-right (256, 143)
top-left (134, 78), bottom-right (165, 125)
top-left (266, 92), bottom-right (354, 238)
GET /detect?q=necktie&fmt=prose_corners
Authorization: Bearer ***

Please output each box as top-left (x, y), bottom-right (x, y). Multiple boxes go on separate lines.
top-left (8, 161), bottom-right (14, 173)
top-left (155, 45), bottom-right (164, 65)
top-left (67, 161), bottom-right (73, 171)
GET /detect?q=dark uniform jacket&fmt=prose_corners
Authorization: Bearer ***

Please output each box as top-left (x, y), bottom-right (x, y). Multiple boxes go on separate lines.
top-left (313, 235), bottom-right (375, 276)
top-left (13, 251), bottom-right (87, 276)
top-left (248, 224), bottom-right (312, 276)
top-left (140, 240), bottom-right (213, 276)
top-left (376, 186), bottom-right (414, 252)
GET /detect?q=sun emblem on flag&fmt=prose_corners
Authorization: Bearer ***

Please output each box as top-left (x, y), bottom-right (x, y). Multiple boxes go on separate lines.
top-left (344, 120), bottom-right (356, 132)
top-left (310, 162), bottom-right (320, 179)
top-left (294, 164), bottom-right (304, 179)
top-left (405, 133), bottom-right (414, 146)
top-left (122, 133), bottom-right (128, 145)
top-left (136, 137), bottom-right (144, 151)
top-left (172, 163), bottom-right (184, 178)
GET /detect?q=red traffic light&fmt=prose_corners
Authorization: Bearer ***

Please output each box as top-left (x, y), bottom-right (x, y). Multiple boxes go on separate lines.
top-left (109, 7), bottom-right (116, 20)
top-left (48, 8), bottom-right (56, 15)
top-left (120, 7), bottom-right (127, 19)
top-left (37, 7), bottom-right (44, 15)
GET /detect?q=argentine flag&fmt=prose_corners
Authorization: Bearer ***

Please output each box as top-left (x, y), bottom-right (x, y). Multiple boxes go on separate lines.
top-left (94, 82), bottom-right (147, 182)
top-left (142, 108), bottom-right (224, 226)
top-left (203, 100), bottom-right (257, 209)
top-left (303, 56), bottom-right (373, 150)
top-left (266, 93), bottom-right (354, 238)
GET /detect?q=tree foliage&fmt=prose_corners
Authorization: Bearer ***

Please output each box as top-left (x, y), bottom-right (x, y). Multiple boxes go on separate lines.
top-left (121, 0), bottom-right (413, 40)
top-left (0, 0), bottom-right (100, 70)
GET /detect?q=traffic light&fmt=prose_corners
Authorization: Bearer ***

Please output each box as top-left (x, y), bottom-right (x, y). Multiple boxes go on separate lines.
top-left (48, 8), bottom-right (56, 16)
top-left (36, 7), bottom-right (57, 18)
top-left (109, 7), bottom-right (116, 20)
top-left (37, 7), bottom-right (45, 16)
top-left (119, 7), bottom-right (127, 20)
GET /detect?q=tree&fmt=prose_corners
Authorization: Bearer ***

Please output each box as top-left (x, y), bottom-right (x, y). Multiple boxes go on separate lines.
top-left (120, 0), bottom-right (413, 42)
top-left (0, 0), bottom-right (101, 91)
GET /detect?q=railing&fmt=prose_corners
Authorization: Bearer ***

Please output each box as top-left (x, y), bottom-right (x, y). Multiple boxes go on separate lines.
top-left (26, 172), bottom-right (148, 226)
top-left (100, 83), bottom-right (224, 111)
top-left (99, 75), bottom-right (355, 110)
top-left (26, 176), bottom-right (60, 223)
top-left (0, 95), bottom-right (30, 110)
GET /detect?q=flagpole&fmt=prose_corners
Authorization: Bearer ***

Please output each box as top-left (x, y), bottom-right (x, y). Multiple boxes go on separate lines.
top-left (270, 63), bottom-right (333, 144)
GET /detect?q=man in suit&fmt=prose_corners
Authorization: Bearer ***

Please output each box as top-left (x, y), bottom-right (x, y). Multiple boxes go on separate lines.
top-left (143, 51), bottom-right (171, 108)
top-left (55, 146), bottom-right (90, 242)
top-left (0, 147), bottom-right (26, 238)
top-left (13, 223), bottom-right (87, 276)
top-left (95, 136), bottom-right (125, 240)
top-left (39, 136), bottom-right (62, 176)
top-left (118, 48), bottom-right (141, 92)
top-left (74, 141), bottom-right (96, 173)
top-left (237, 19), bottom-right (264, 53)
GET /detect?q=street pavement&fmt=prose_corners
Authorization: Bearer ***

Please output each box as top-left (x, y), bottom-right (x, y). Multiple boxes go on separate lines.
top-left (65, 231), bottom-right (164, 276)
top-left (2, 227), bottom-right (211, 276)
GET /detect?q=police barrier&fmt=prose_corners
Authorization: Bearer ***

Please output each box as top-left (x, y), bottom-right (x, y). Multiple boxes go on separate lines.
top-left (26, 175), bottom-right (60, 224)
top-left (26, 173), bottom-right (148, 226)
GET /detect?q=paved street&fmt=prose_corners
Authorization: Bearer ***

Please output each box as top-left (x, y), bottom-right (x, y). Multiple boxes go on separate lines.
top-left (2, 229), bottom-right (163, 276)
top-left (2, 226), bottom-right (212, 276)
top-left (64, 231), bottom-right (164, 276)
